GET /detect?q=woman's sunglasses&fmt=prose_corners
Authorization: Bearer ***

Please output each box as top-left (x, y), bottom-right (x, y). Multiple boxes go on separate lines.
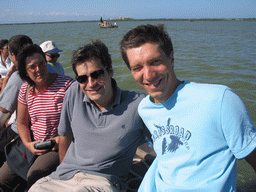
top-left (76, 67), bottom-right (107, 84)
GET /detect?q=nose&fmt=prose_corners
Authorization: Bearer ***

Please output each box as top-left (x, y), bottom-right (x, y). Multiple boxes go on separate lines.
top-left (35, 64), bottom-right (43, 72)
top-left (34, 64), bottom-right (41, 72)
top-left (144, 66), bottom-right (156, 82)
top-left (87, 76), bottom-right (97, 87)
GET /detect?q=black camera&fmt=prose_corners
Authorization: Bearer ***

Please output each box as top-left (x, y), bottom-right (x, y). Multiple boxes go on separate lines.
top-left (34, 140), bottom-right (55, 150)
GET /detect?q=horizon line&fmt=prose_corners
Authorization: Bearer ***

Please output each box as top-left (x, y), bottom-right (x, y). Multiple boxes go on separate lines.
top-left (1, 17), bottom-right (255, 25)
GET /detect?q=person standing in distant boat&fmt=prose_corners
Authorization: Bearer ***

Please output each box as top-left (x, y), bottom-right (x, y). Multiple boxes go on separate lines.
top-left (40, 40), bottom-right (65, 75)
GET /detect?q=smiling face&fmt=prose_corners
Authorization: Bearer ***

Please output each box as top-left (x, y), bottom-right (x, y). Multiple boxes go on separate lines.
top-left (127, 42), bottom-right (178, 104)
top-left (76, 58), bottom-right (114, 110)
top-left (25, 53), bottom-right (48, 86)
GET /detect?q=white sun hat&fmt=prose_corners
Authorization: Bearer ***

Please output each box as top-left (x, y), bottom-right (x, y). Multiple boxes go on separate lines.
top-left (40, 40), bottom-right (63, 53)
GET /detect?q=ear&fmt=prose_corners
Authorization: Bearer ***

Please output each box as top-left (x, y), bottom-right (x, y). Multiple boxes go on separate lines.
top-left (108, 67), bottom-right (114, 77)
top-left (170, 51), bottom-right (174, 68)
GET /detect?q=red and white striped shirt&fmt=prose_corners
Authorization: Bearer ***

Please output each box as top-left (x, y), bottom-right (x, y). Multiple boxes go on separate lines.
top-left (18, 74), bottom-right (74, 141)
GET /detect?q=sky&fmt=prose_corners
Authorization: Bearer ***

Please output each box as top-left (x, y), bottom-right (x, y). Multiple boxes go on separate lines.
top-left (0, 0), bottom-right (255, 24)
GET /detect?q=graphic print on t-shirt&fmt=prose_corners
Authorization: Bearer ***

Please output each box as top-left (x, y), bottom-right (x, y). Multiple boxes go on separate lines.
top-left (152, 118), bottom-right (192, 155)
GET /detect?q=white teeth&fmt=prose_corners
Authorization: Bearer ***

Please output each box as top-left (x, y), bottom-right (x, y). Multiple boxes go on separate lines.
top-left (149, 81), bottom-right (159, 87)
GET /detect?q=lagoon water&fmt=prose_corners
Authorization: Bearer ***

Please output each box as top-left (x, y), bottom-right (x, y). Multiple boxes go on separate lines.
top-left (1, 20), bottom-right (256, 186)
top-left (1, 20), bottom-right (255, 125)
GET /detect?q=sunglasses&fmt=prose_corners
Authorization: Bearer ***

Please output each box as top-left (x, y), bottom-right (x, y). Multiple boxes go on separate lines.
top-left (46, 53), bottom-right (60, 59)
top-left (76, 66), bottom-right (107, 84)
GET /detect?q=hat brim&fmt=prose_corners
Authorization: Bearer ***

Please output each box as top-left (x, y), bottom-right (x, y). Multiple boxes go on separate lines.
top-left (46, 49), bottom-right (63, 53)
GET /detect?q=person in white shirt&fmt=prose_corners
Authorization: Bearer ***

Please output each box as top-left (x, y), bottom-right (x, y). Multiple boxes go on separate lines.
top-left (0, 39), bottom-right (13, 90)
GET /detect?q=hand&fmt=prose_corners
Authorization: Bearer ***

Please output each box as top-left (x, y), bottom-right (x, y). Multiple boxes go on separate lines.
top-left (7, 65), bottom-right (17, 77)
top-left (26, 140), bottom-right (49, 156)
top-left (48, 136), bottom-right (60, 151)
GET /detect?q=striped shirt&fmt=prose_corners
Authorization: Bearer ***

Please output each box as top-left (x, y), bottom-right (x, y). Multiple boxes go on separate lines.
top-left (18, 74), bottom-right (74, 141)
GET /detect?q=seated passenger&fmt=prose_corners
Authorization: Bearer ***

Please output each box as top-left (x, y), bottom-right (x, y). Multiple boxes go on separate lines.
top-left (0, 39), bottom-right (13, 78)
top-left (0, 35), bottom-right (33, 169)
top-left (0, 44), bottom-right (74, 191)
top-left (0, 39), bottom-right (15, 92)
top-left (40, 40), bottom-right (65, 75)
top-left (29, 40), bottom-right (150, 192)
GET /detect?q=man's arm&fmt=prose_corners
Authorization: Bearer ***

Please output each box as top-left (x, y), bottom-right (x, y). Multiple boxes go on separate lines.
top-left (0, 65), bottom-right (17, 94)
top-left (0, 106), bottom-right (12, 130)
top-left (58, 134), bottom-right (73, 163)
top-left (0, 78), bottom-right (3, 90)
top-left (245, 148), bottom-right (256, 172)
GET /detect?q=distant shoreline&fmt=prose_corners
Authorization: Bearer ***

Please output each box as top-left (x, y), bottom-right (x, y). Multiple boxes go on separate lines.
top-left (1, 18), bottom-right (255, 26)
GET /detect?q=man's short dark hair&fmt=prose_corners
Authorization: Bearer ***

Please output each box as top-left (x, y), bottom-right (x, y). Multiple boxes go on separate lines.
top-left (71, 39), bottom-right (112, 76)
top-left (120, 24), bottom-right (173, 69)
top-left (8, 35), bottom-right (33, 56)
top-left (0, 39), bottom-right (8, 49)
top-left (17, 44), bottom-right (46, 86)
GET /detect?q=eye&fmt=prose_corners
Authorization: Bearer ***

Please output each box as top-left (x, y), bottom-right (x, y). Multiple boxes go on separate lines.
top-left (131, 66), bottom-right (142, 72)
top-left (151, 59), bottom-right (162, 66)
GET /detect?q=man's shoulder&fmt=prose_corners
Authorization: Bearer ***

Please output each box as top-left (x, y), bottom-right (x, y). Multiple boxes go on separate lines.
top-left (64, 81), bottom-right (81, 97)
top-left (121, 89), bottom-right (146, 103)
top-left (184, 81), bottom-right (230, 96)
top-left (56, 62), bottom-right (64, 68)
top-left (0, 72), bottom-right (23, 111)
top-left (8, 71), bottom-right (22, 81)
top-left (56, 74), bottom-right (74, 82)
top-left (3, 71), bottom-right (23, 90)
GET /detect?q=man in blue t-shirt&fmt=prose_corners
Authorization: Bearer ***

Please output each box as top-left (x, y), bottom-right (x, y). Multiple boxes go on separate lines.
top-left (120, 24), bottom-right (256, 192)
top-left (29, 40), bottom-right (150, 192)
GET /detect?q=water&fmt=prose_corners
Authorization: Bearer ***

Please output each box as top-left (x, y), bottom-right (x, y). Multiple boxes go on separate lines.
top-left (1, 20), bottom-right (255, 186)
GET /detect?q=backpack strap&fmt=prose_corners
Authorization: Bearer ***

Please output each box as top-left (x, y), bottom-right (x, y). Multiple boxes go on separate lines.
top-left (25, 84), bottom-right (33, 103)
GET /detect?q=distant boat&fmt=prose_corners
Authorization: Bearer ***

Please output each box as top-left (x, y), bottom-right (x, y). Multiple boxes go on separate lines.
top-left (99, 18), bottom-right (118, 28)
top-left (99, 24), bottom-right (118, 28)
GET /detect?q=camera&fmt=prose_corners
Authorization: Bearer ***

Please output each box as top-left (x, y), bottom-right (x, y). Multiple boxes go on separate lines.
top-left (34, 140), bottom-right (55, 150)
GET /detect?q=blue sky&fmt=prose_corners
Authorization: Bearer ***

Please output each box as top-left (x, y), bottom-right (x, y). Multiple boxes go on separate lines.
top-left (0, 0), bottom-right (255, 24)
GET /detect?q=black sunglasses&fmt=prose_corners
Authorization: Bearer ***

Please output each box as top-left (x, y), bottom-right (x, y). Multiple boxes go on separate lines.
top-left (76, 67), bottom-right (107, 84)
top-left (46, 53), bottom-right (60, 59)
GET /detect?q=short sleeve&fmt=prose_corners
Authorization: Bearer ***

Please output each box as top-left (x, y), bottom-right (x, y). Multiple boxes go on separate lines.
top-left (0, 73), bottom-right (23, 112)
top-left (17, 82), bottom-right (29, 106)
top-left (57, 85), bottom-right (74, 136)
top-left (221, 88), bottom-right (256, 159)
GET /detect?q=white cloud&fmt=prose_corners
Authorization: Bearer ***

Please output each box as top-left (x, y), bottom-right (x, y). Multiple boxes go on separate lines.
top-left (0, 9), bottom-right (98, 24)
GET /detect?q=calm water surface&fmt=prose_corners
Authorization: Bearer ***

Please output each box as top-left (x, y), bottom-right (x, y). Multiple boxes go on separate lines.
top-left (1, 20), bottom-right (255, 125)
top-left (0, 20), bottom-right (255, 186)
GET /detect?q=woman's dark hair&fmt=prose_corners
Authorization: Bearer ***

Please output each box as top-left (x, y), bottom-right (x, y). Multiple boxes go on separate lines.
top-left (120, 24), bottom-right (173, 69)
top-left (0, 39), bottom-right (8, 49)
top-left (17, 44), bottom-right (46, 86)
top-left (71, 39), bottom-right (112, 76)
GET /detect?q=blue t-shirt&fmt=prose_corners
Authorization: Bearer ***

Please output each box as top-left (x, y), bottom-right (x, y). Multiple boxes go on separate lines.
top-left (47, 62), bottom-right (65, 75)
top-left (138, 81), bottom-right (256, 192)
